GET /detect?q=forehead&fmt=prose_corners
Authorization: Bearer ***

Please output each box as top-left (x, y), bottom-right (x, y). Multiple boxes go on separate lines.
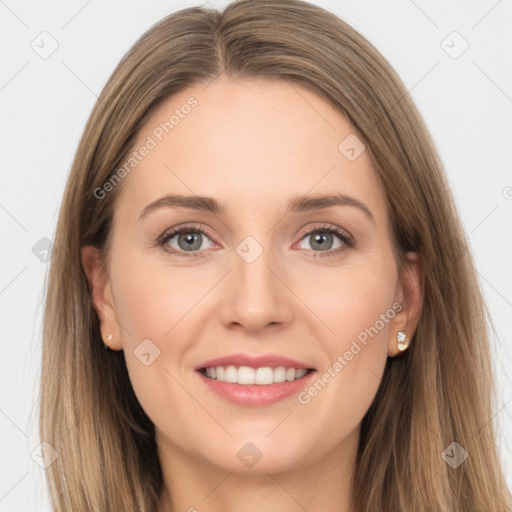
top-left (116, 77), bottom-right (385, 223)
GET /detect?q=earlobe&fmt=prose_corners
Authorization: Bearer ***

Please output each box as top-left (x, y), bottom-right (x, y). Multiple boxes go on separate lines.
top-left (81, 245), bottom-right (122, 350)
top-left (388, 251), bottom-right (423, 357)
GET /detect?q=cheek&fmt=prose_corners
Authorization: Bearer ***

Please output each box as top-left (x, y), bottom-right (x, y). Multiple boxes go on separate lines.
top-left (110, 246), bottom-right (194, 344)
top-left (330, 267), bottom-right (397, 345)
top-left (332, 262), bottom-right (397, 380)
top-left (292, 254), bottom-right (397, 432)
top-left (292, 251), bottom-right (398, 351)
top-left (108, 251), bottom-right (202, 437)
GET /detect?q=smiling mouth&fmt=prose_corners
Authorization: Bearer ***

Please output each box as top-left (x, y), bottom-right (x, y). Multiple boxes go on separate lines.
top-left (198, 365), bottom-right (315, 385)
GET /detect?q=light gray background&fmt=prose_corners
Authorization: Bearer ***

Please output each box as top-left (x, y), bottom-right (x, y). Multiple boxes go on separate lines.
top-left (1, 0), bottom-right (511, 509)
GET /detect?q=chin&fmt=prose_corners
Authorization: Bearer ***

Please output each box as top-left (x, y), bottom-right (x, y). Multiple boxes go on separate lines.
top-left (194, 433), bottom-right (312, 475)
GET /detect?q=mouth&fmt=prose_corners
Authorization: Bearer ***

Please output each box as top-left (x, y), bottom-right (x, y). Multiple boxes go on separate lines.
top-left (195, 353), bottom-right (317, 406)
top-left (198, 365), bottom-right (315, 385)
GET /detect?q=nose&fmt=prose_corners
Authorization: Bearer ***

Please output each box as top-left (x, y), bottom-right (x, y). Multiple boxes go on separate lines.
top-left (219, 240), bottom-right (294, 335)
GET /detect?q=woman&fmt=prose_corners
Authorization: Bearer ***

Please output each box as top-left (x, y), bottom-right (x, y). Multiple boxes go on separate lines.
top-left (40, 0), bottom-right (511, 510)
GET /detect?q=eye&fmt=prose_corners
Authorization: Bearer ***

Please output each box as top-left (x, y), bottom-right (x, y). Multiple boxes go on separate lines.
top-left (156, 222), bottom-right (355, 259)
top-left (157, 224), bottom-right (214, 259)
top-left (295, 223), bottom-right (355, 258)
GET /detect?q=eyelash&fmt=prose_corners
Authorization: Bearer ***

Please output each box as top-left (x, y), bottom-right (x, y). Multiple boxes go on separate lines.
top-left (156, 223), bottom-right (355, 259)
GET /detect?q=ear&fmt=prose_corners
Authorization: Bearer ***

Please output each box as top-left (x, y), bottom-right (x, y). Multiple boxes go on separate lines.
top-left (387, 251), bottom-right (423, 357)
top-left (81, 245), bottom-right (123, 350)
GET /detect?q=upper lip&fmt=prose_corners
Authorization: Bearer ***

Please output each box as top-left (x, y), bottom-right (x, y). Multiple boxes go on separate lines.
top-left (195, 353), bottom-right (315, 371)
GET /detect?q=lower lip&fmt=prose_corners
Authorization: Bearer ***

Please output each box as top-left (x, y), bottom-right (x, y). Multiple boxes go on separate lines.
top-left (197, 370), bottom-right (316, 407)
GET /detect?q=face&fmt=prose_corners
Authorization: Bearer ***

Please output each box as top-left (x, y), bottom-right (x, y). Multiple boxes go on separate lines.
top-left (83, 77), bottom-right (420, 475)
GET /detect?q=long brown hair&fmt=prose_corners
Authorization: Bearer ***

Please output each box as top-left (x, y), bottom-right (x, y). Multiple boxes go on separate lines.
top-left (40, 0), bottom-right (511, 510)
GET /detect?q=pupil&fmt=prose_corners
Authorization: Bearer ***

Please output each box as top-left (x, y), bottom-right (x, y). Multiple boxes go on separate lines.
top-left (312, 232), bottom-right (332, 250)
top-left (179, 232), bottom-right (201, 251)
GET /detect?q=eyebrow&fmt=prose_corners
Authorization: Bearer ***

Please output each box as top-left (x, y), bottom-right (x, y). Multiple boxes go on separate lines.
top-left (138, 193), bottom-right (375, 223)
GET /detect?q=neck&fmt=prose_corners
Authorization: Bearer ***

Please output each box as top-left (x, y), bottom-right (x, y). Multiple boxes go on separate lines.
top-left (156, 427), bottom-right (358, 512)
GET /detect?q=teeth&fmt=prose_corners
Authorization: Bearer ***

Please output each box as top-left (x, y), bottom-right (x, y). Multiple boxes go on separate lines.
top-left (274, 367), bottom-right (287, 383)
top-left (255, 367), bottom-right (273, 385)
top-left (225, 365), bottom-right (238, 383)
top-left (239, 365), bottom-right (256, 385)
top-left (202, 365), bottom-right (310, 385)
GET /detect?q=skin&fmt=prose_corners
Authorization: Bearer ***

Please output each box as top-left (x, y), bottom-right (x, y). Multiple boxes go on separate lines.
top-left (82, 77), bottom-right (422, 512)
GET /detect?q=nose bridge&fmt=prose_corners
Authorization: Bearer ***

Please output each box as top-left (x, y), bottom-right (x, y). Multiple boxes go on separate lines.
top-left (234, 233), bottom-right (280, 303)
top-left (223, 233), bottom-right (291, 331)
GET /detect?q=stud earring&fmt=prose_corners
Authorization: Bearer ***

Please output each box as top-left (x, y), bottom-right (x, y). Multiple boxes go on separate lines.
top-left (397, 331), bottom-right (409, 351)
top-left (103, 334), bottom-right (113, 350)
